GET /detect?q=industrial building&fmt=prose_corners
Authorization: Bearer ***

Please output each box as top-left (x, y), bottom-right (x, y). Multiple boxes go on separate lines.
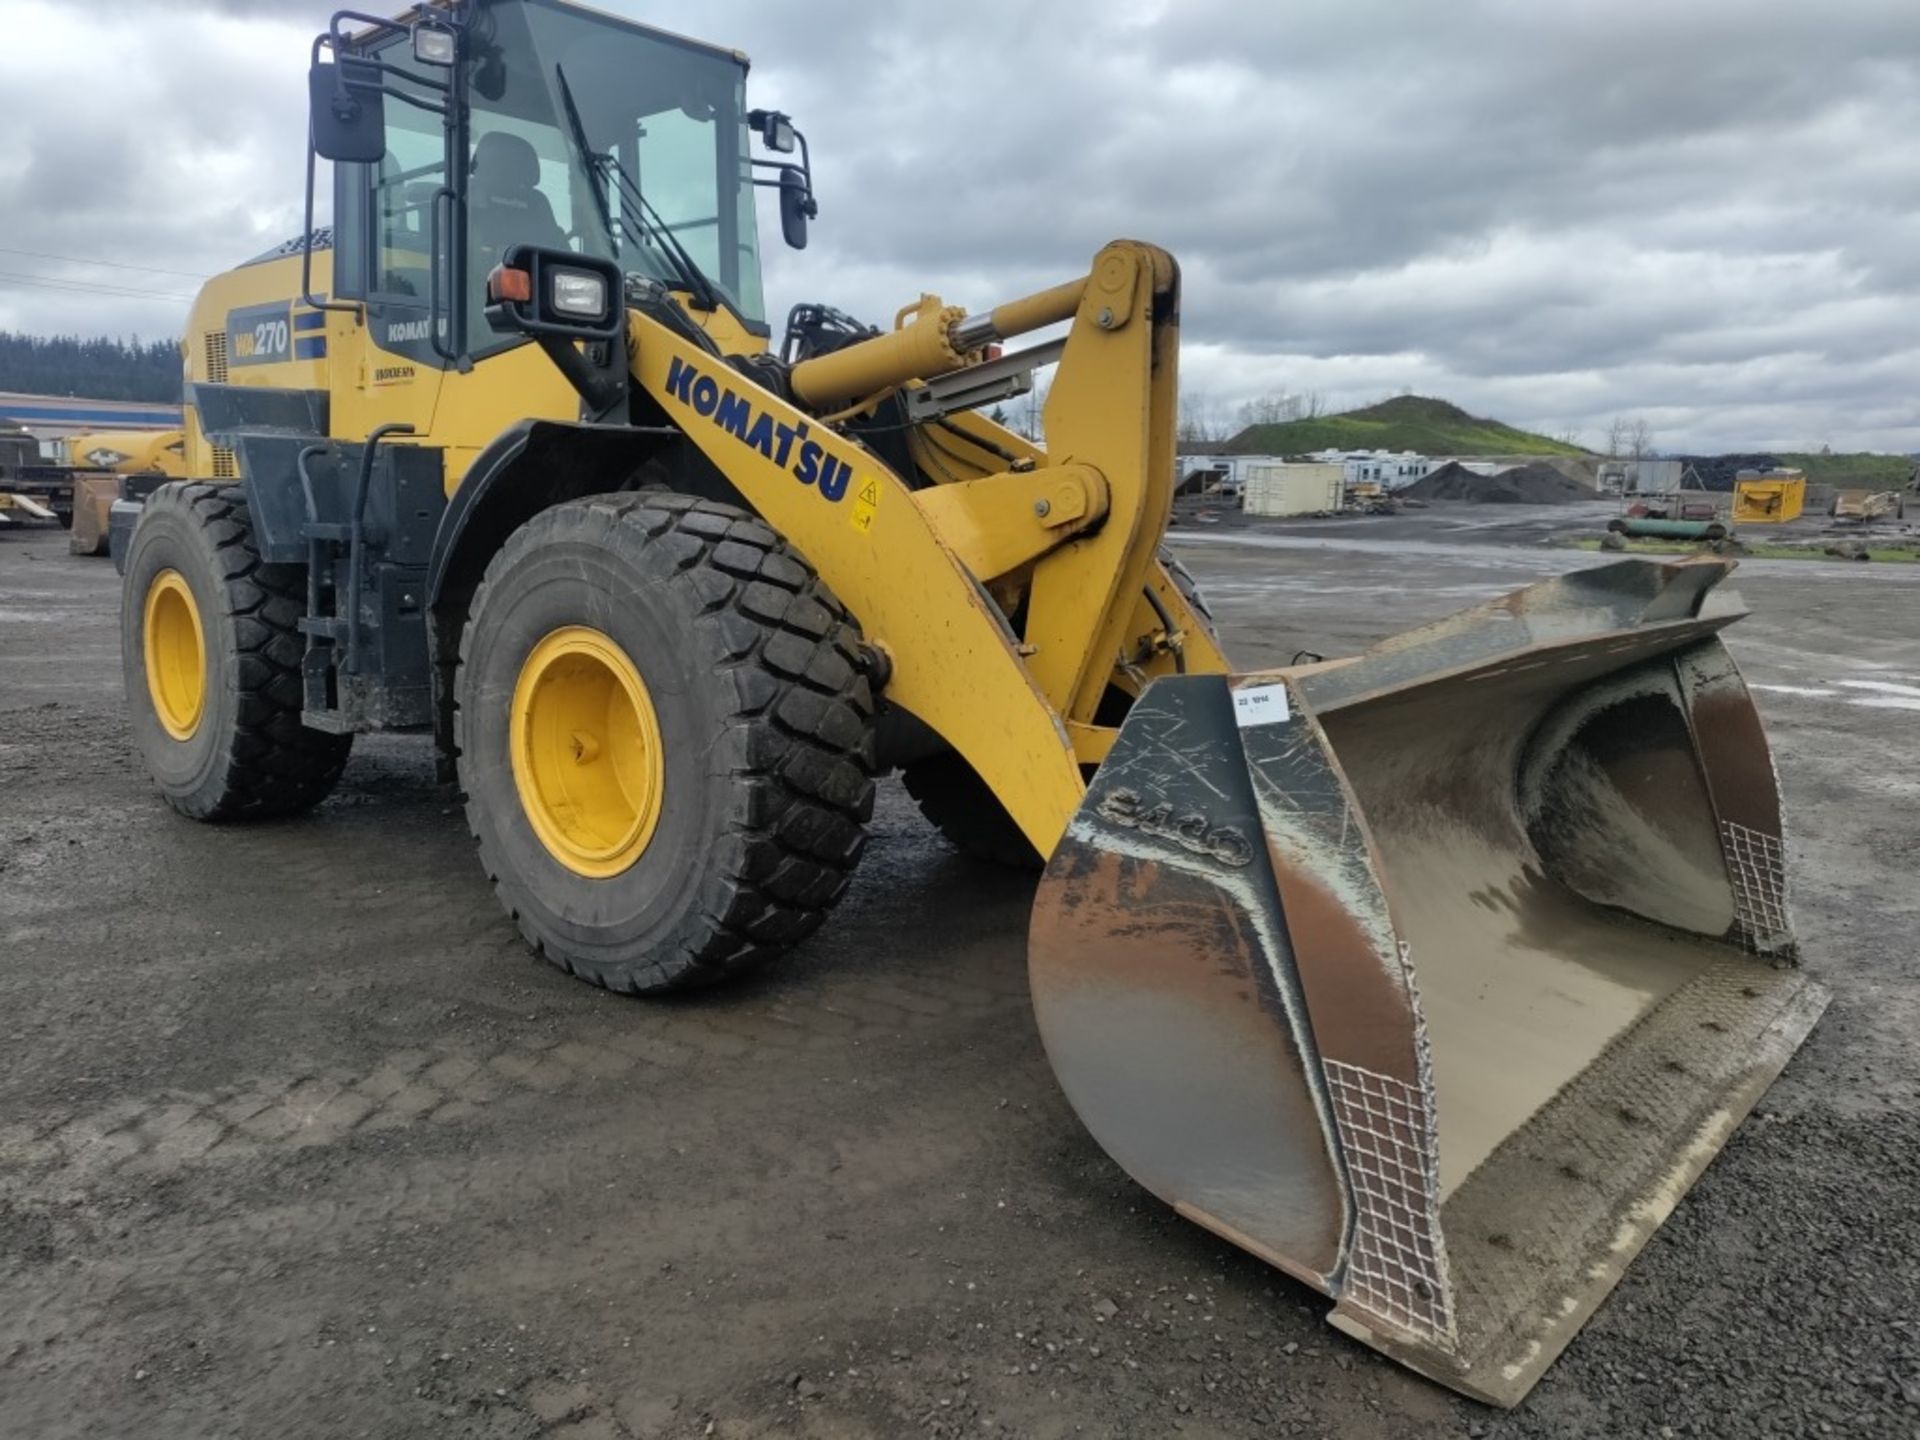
top-left (0, 392), bottom-right (184, 448)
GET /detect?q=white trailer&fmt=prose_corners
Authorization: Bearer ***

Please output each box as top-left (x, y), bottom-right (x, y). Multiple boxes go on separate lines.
top-left (1242, 462), bottom-right (1346, 516)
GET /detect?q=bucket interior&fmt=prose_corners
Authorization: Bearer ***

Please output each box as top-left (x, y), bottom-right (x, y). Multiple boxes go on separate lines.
top-left (1314, 636), bottom-right (1749, 1196)
top-left (1307, 627), bottom-right (1822, 1402)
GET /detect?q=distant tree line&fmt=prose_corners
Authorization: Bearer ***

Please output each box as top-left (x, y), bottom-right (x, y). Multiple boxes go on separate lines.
top-left (0, 332), bottom-right (183, 404)
top-left (1178, 388), bottom-right (1328, 445)
top-left (1605, 415), bottom-right (1656, 460)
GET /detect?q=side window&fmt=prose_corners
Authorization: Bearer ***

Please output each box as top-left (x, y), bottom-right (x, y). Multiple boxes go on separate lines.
top-left (633, 108), bottom-right (721, 281)
top-left (373, 111), bottom-right (446, 302)
top-left (465, 118), bottom-right (577, 353)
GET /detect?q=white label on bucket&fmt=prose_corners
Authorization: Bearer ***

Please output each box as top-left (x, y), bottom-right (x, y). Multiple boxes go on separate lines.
top-left (1232, 683), bottom-right (1292, 728)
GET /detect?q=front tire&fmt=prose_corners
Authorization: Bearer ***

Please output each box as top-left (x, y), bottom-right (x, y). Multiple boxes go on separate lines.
top-left (455, 494), bottom-right (876, 993)
top-left (121, 482), bottom-right (352, 819)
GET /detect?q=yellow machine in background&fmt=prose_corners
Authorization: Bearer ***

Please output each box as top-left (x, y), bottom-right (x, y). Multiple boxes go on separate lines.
top-left (1829, 487), bottom-right (1906, 522)
top-left (0, 422), bottom-right (63, 529)
top-left (61, 428), bottom-right (187, 556)
top-left (61, 428), bottom-right (187, 477)
top-left (113, 0), bottom-right (1823, 1406)
top-left (1732, 467), bottom-right (1806, 523)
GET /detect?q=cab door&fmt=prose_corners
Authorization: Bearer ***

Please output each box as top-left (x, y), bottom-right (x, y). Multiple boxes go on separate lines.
top-left (330, 100), bottom-right (583, 494)
top-left (329, 79), bottom-right (451, 458)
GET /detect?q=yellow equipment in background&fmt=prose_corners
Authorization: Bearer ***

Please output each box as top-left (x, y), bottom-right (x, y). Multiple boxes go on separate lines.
top-left (61, 428), bottom-right (188, 478)
top-left (0, 489), bottom-right (59, 525)
top-left (0, 421), bottom-right (63, 530)
top-left (61, 428), bottom-right (187, 556)
top-left (1829, 487), bottom-right (1906, 522)
top-left (1732, 467), bottom-right (1806, 523)
top-left (113, 0), bottom-right (1823, 1406)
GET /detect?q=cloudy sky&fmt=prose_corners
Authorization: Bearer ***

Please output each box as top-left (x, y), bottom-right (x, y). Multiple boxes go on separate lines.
top-left (1, 0), bottom-right (1915, 454)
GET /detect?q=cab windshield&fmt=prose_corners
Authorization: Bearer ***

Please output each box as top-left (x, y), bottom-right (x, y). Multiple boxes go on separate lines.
top-left (459, 0), bottom-right (764, 337)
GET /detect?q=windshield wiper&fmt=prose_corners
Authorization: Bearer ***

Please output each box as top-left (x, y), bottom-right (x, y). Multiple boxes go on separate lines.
top-left (553, 62), bottom-right (616, 243)
top-left (612, 162), bottom-right (724, 317)
top-left (553, 64), bottom-right (721, 314)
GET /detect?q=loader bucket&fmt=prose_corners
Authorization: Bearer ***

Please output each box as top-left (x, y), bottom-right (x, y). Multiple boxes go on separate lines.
top-left (1029, 557), bottom-right (1826, 1405)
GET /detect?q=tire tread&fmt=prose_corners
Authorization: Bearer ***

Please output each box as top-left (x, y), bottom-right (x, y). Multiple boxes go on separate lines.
top-left (457, 492), bottom-right (875, 993)
top-left (133, 482), bottom-right (351, 820)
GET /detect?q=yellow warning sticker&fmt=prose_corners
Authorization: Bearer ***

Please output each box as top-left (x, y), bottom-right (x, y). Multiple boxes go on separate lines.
top-left (850, 476), bottom-right (879, 534)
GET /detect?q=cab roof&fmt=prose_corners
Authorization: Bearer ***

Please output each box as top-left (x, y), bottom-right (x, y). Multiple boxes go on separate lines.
top-left (368, 0), bottom-right (749, 70)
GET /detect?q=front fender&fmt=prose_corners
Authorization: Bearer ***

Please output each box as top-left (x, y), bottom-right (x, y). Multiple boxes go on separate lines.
top-left (425, 418), bottom-right (673, 613)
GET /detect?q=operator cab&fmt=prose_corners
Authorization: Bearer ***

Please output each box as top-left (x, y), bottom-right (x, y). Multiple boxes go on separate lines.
top-left (309, 0), bottom-right (817, 371)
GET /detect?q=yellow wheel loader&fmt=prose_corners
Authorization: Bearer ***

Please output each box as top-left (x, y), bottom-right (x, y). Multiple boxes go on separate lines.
top-left (118, 0), bottom-right (1824, 1405)
top-left (57, 427), bottom-right (186, 557)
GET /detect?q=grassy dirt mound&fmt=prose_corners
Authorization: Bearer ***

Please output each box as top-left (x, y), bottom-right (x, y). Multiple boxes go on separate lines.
top-left (1227, 395), bottom-right (1587, 458)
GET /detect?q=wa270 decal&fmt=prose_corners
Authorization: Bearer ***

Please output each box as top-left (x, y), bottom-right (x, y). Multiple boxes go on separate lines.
top-left (226, 301), bottom-right (327, 366)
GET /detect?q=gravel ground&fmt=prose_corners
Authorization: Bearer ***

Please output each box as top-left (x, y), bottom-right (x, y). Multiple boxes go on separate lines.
top-left (2, 502), bottom-right (1916, 1439)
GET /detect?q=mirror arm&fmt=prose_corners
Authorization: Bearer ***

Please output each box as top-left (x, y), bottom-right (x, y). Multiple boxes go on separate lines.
top-left (327, 9), bottom-right (409, 62)
top-left (382, 83), bottom-right (453, 115)
top-left (300, 128), bottom-right (359, 318)
top-left (343, 52), bottom-right (452, 97)
top-left (793, 128), bottom-right (818, 216)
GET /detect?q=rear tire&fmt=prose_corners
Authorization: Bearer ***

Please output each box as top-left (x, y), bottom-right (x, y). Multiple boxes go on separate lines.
top-left (903, 545), bottom-right (1215, 869)
top-left (901, 751), bottom-right (1042, 869)
top-left (121, 482), bottom-right (352, 819)
top-left (455, 493), bottom-right (876, 993)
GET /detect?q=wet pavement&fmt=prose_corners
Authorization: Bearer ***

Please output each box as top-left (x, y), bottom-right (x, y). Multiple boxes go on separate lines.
top-left (2, 505), bottom-right (1916, 1438)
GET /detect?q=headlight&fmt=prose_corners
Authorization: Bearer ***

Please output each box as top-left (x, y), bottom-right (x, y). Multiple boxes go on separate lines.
top-left (550, 270), bottom-right (608, 320)
top-left (412, 25), bottom-right (456, 66)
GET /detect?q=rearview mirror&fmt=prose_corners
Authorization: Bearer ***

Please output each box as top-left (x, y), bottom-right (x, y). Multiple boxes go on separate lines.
top-left (779, 166), bottom-right (811, 250)
top-left (308, 58), bottom-right (386, 163)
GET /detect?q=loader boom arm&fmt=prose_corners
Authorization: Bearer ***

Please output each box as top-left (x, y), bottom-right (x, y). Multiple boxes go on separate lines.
top-left (630, 240), bottom-right (1215, 855)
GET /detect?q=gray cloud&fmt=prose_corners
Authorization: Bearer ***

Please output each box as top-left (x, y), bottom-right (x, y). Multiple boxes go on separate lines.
top-left (1, 0), bottom-right (1913, 453)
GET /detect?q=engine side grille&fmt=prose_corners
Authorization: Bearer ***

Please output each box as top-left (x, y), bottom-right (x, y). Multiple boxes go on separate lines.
top-left (201, 330), bottom-right (237, 478)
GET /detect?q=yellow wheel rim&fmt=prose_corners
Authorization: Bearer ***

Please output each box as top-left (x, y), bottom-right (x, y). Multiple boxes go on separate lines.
top-left (143, 569), bottom-right (206, 741)
top-left (510, 626), bottom-right (665, 878)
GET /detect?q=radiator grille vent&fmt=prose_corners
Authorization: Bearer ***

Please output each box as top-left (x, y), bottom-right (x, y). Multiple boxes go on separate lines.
top-left (202, 329), bottom-right (235, 477)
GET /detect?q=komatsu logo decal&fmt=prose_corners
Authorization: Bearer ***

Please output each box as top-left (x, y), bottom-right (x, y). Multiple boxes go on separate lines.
top-left (663, 355), bottom-right (852, 501)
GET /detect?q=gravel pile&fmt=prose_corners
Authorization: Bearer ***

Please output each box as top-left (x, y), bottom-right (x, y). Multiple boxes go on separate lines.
top-left (1403, 461), bottom-right (1592, 504)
